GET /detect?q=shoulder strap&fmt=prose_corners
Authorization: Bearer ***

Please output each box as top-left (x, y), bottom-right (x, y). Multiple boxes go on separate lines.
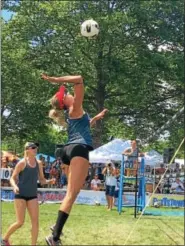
top-left (22, 158), bottom-right (27, 170)
top-left (35, 159), bottom-right (40, 168)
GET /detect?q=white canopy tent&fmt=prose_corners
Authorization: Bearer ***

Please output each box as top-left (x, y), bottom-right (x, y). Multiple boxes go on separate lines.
top-left (174, 158), bottom-right (184, 167)
top-left (89, 139), bottom-right (163, 166)
top-left (89, 139), bottom-right (131, 163)
top-left (144, 150), bottom-right (163, 167)
top-left (89, 139), bottom-right (166, 166)
top-left (89, 138), bottom-right (184, 167)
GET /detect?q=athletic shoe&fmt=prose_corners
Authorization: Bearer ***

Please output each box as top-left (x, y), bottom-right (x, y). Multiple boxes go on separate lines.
top-left (50, 225), bottom-right (64, 236)
top-left (45, 235), bottom-right (62, 246)
top-left (50, 224), bottom-right (55, 232)
top-left (2, 239), bottom-right (11, 246)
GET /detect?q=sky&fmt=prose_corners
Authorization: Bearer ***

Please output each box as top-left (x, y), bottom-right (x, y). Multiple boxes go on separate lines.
top-left (1, 10), bottom-right (14, 21)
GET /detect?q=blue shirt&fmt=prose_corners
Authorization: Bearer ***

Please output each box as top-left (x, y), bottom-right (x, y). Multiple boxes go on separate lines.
top-left (65, 112), bottom-right (93, 148)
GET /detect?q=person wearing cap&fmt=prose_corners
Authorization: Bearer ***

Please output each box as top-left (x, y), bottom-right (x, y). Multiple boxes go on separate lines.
top-left (41, 73), bottom-right (108, 246)
top-left (2, 142), bottom-right (56, 246)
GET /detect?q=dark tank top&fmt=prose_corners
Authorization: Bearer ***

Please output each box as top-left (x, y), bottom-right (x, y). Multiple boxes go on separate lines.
top-left (17, 159), bottom-right (39, 197)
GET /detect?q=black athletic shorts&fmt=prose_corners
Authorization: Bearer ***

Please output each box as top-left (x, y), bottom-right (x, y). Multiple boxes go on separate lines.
top-left (55, 144), bottom-right (92, 165)
top-left (14, 194), bottom-right (37, 201)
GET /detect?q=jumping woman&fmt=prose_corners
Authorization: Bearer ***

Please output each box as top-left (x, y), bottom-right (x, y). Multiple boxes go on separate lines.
top-left (41, 73), bottom-right (108, 246)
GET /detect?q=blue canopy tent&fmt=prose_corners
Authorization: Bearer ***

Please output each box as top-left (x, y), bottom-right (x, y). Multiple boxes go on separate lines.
top-left (36, 153), bottom-right (56, 162)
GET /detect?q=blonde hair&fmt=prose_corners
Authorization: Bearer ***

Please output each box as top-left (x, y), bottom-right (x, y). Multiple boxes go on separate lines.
top-left (24, 150), bottom-right (29, 159)
top-left (23, 143), bottom-right (35, 159)
top-left (24, 142), bottom-right (29, 159)
top-left (49, 95), bottom-right (66, 126)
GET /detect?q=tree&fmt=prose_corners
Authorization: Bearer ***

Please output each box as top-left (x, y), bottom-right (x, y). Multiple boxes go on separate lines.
top-left (2, 0), bottom-right (184, 149)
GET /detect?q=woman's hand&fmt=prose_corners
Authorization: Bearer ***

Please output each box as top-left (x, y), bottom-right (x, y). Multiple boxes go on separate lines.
top-left (90, 109), bottom-right (108, 127)
top-left (50, 178), bottom-right (56, 184)
top-left (99, 109), bottom-right (108, 119)
top-left (13, 185), bottom-right (19, 194)
top-left (41, 73), bottom-right (50, 81)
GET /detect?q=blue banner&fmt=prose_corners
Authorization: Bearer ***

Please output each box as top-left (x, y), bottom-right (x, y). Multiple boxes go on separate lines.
top-left (153, 197), bottom-right (184, 208)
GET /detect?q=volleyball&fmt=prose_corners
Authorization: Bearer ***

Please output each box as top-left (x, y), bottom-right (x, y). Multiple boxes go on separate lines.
top-left (154, 201), bottom-right (160, 208)
top-left (81, 19), bottom-right (99, 37)
top-left (95, 201), bottom-right (101, 206)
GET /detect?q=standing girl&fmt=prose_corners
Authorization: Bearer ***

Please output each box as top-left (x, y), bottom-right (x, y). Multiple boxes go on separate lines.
top-left (2, 142), bottom-right (55, 246)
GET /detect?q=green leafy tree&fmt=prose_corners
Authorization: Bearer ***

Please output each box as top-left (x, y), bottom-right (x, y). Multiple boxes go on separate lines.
top-left (2, 0), bottom-right (184, 150)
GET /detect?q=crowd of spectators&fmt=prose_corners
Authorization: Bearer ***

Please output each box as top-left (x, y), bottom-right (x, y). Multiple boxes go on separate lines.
top-left (1, 154), bottom-right (19, 187)
top-left (144, 162), bottom-right (184, 194)
top-left (38, 155), bottom-right (68, 188)
top-left (1, 153), bottom-right (68, 189)
top-left (1, 152), bottom-right (184, 194)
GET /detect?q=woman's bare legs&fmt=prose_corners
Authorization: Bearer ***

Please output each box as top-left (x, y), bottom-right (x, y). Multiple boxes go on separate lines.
top-left (27, 198), bottom-right (39, 246)
top-left (3, 199), bottom-right (26, 240)
top-left (60, 157), bottom-right (89, 213)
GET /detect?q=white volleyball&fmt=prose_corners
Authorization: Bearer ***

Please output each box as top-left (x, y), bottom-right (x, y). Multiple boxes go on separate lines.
top-left (81, 19), bottom-right (99, 37)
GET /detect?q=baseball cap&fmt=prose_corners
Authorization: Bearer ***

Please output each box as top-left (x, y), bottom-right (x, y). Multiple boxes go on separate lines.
top-left (25, 142), bottom-right (39, 150)
top-left (55, 85), bottom-right (66, 109)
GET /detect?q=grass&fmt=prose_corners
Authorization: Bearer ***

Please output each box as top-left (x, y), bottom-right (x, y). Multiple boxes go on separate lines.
top-left (1, 202), bottom-right (184, 245)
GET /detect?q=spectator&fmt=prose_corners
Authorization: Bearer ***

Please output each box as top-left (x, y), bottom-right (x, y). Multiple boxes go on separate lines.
top-left (170, 177), bottom-right (184, 193)
top-left (46, 155), bottom-right (50, 164)
top-left (97, 163), bottom-right (103, 180)
top-left (145, 165), bottom-right (151, 173)
top-left (1, 156), bottom-right (8, 168)
top-left (122, 140), bottom-right (139, 169)
top-left (11, 159), bottom-right (18, 169)
top-left (91, 174), bottom-right (101, 191)
top-left (157, 164), bottom-right (165, 175)
top-left (113, 163), bottom-right (120, 205)
top-left (59, 165), bottom-right (68, 188)
top-left (1, 157), bottom-right (10, 187)
top-left (45, 161), bottom-right (51, 179)
top-left (39, 156), bottom-right (46, 187)
top-left (83, 164), bottom-right (92, 189)
top-left (114, 163), bottom-right (120, 177)
top-left (113, 178), bottom-right (128, 205)
top-left (102, 163), bottom-right (117, 211)
top-left (155, 182), bottom-right (162, 193)
top-left (50, 166), bottom-right (59, 188)
top-left (42, 157), bottom-right (46, 172)
top-left (174, 163), bottom-right (180, 174)
top-left (55, 158), bottom-right (62, 169)
top-left (39, 155), bottom-right (43, 161)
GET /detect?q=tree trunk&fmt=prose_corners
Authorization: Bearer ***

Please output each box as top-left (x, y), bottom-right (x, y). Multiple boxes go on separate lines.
top-left (92, 120), bottom-right (104, 148)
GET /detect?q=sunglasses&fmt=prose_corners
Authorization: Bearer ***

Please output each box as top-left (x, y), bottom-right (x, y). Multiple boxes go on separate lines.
top-left (26, 146), bottom-right (37, 150)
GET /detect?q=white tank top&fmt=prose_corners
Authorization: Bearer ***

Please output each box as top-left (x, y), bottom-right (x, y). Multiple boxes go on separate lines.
top-left (105, 174), bottom-right (117, 186)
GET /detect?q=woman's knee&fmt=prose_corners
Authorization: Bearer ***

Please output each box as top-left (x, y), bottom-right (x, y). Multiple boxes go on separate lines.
top-left (65, 190), bottom-right (80, 203)
top-left (16, 220), bottom-right (24, 228)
